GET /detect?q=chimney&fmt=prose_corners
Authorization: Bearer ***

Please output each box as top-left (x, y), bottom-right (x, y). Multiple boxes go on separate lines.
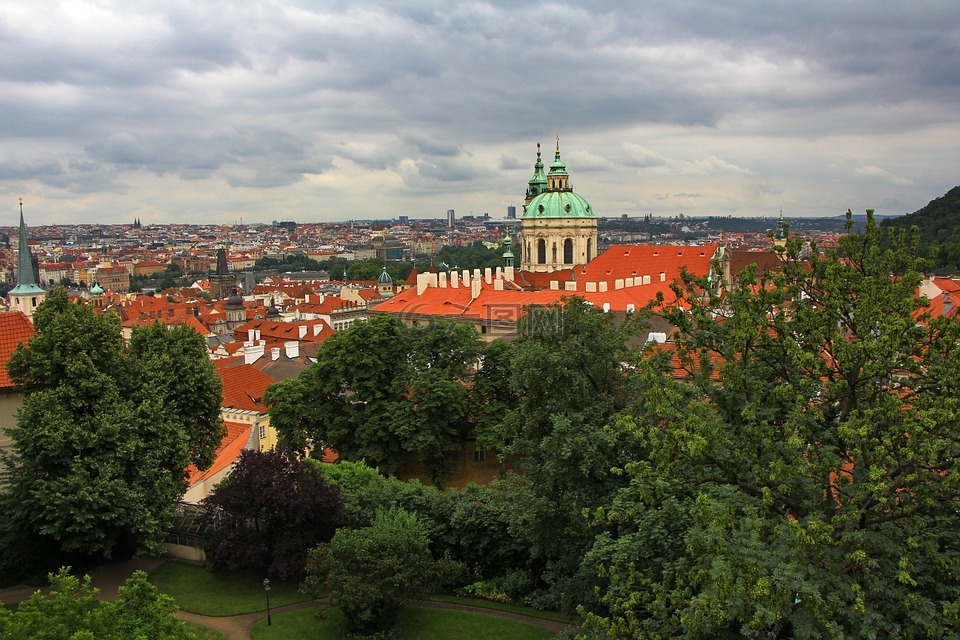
top-left (298, 325), bottom-right (307, 338)
top-left (248, 329), bottom-right (255, 342)
top-left (417, 273), bottom-right (430, 295)
top-left (484, 267), bottom-right (492, 284)
top-left (284, 341), bottom-right (300, 359)
top-left (271, 347), bottom-right (281, 361)
top-left (471, 277), bottom-right (481, 301)
top-left (244, 341), bottom-right (265, 365)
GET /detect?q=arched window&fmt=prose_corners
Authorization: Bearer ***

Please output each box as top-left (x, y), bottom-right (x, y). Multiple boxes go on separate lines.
top-left (563, 238), bottom-right (573, 264)
top-left (537, 239), bottom-right (546, 264)
top-left (586, 238), bottom-right (593, 262)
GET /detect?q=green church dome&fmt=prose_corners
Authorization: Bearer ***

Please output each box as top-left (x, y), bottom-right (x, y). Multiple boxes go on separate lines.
top-left (523, 190), bottom-right (595, 219)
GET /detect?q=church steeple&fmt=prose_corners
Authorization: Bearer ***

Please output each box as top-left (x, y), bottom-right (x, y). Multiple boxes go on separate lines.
top-left (547, 135), bottom-right (570, 191)
top-left (8, 198), bottom-right (46, 319)
top-left (524, 143), bottom-right (548, 207)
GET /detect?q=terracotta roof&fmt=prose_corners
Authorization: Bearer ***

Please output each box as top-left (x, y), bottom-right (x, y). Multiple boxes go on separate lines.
top-left (218, 364), bottom-right (276, 412)
top-left (727, 249), bottom-right (783, 279)
top-left (186, 421), bottom-right (252, 487)
top-left (578, 244), bottom-right (718, 286)
top-left (0, 311), bottom-right (35, 390)
top-left (374, 276), bottom-right (679, 324)
top-left (232, 318), bottom-right (334, 347)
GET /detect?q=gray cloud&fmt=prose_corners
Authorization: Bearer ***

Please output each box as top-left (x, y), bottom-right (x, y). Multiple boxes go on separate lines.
top-left (1, 1), bottom-right (958, 224)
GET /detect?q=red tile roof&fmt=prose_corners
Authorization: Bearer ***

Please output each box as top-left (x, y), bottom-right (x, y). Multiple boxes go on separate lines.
top-left (186, 421), bottom-right (252, 487)
top-left (374, 277), bottom-right (680, 324)
top-left (218, 364), bottom-right (276, 412)
top-left (0, 312), bottom-right (35, 390)
top-left (578, 244), bottom-right (718, 286)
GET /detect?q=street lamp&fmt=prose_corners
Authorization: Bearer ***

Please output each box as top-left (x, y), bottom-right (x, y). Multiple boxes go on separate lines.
top-left (263, 578), bottom-right (272, 626)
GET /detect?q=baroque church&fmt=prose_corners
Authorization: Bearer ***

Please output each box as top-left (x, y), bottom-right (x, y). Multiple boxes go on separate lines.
top-left (519, 138), bottom-right (598, 273)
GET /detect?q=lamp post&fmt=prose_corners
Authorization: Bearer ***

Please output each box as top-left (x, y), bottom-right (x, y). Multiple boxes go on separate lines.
top-left (263, 578), bottom-right (272, 626)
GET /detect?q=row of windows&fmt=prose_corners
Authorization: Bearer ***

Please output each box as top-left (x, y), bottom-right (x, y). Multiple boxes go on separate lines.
top-left (528, 238), bottom-right (593, 265)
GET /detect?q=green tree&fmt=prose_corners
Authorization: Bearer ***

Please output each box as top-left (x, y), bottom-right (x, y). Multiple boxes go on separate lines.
top-left (128, 322), bottom-right (224, 470)
top-left (504, 298), bottom-right (644, 609)
top-left (0, 567), bottom-right (194, 640)
top-left (202, 450), bottom-right (341, 580)
top-left (302, 508), bottom-right (433, 635)
top-left (266, 316), bottom-right (482, 485)
top-left (587, 213), bottom-right (960, 638)
top-left (469, 338), bottom-right (518, 450)
top-left (1, 290), bottom-right (223, 565)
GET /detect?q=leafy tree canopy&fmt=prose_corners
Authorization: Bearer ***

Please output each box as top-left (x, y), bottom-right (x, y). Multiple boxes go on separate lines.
top-left (302, 508), bottom-right (434, 635)
top-left (1, 290), bottom-right (223, 567)
top-left (881, 186), bottom-right (960, 269)
top-left (587, 212), bottom-right (960, 638)
top-left (0, 568), bottom-right (194, 640)
top-left (266, 315), bottom-right (484, 485)
top-left (202, 450), bottom-right (341, 580)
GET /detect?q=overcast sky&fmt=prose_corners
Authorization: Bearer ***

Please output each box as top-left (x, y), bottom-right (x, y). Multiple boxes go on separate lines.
top-left (1, 1), bottom-right (958, 226)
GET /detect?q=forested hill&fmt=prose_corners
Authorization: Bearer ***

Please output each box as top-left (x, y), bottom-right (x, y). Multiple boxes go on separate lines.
top-left (881, 185), bottom-right (960, 270)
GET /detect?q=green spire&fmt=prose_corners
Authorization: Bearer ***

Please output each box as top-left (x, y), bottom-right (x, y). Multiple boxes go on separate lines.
top-left (548, 135), bottom-right (568, 178)
top-left (11, 199), bottom-right (44, 295)
top-left (525, 143), bottom-right (548, 202)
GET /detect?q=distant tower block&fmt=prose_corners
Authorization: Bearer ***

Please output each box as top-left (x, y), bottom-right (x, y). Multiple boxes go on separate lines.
top-left (447, 209), bottom-right (455, 228)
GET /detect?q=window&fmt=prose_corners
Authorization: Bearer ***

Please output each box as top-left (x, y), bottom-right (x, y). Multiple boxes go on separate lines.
top-left (563, 238), bottom-right (573, 264)
top-left (473, 445), bottom-right (486, 462)
top-left (259, 425), bottom-right (266, 440)
top-left (537, 239), bottom-right (546, 264)
top-left (587, 238), bottom-right (593, 262)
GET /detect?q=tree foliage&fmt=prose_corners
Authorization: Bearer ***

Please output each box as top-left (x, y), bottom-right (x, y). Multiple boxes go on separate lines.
top-left (881, 185), bottom-right (960, 269)
top-left (202, 450), bottom-right (341, 580)
top-left (502, 298), bottom-right (645, 609)
top-left (587, 213), bottom-right (960, 638)
top-left (266, 315), bottom-right (484, 485)
top-left (1, 289), bottom-right (223, 565)
top-left (302, 508), bottom-right (433, 635)
top-left (0, 568), bottom-right (194, 640)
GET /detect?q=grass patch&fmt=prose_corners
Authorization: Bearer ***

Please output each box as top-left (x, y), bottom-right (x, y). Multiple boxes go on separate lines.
top-left (426, 595), bottom-right (575, 624)
top-left (149, 560), bottom-right (306, 616)
top-left (251, 605), bottom-right (555, 640)
top-left (251, 606), bottom-right (346, 639)
top-left (182, 620), bottom-right (227, 640)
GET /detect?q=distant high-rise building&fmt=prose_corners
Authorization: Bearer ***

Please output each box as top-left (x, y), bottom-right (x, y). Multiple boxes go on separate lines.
top-left (447, 209), bottom-right (455, 228)
top-left (507, 205), bottom-right (517, 219)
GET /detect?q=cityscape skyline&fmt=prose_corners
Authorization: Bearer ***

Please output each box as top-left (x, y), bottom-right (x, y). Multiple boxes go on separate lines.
top-left (2, 1), bottom-right (959, 226)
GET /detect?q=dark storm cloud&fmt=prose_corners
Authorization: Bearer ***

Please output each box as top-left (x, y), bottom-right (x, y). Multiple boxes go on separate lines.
top-left (1, 1), bottom-right (959, 223)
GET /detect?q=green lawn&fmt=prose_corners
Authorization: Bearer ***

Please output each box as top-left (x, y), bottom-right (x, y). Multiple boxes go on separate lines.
top-left (251, 605), bottom-right (557, 640)
top-left (149, 561), bottom-right (307, 616)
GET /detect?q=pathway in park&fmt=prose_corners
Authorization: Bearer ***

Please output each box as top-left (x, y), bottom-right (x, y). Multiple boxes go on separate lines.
top-left (0, 557), bottom-right (573, 640)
